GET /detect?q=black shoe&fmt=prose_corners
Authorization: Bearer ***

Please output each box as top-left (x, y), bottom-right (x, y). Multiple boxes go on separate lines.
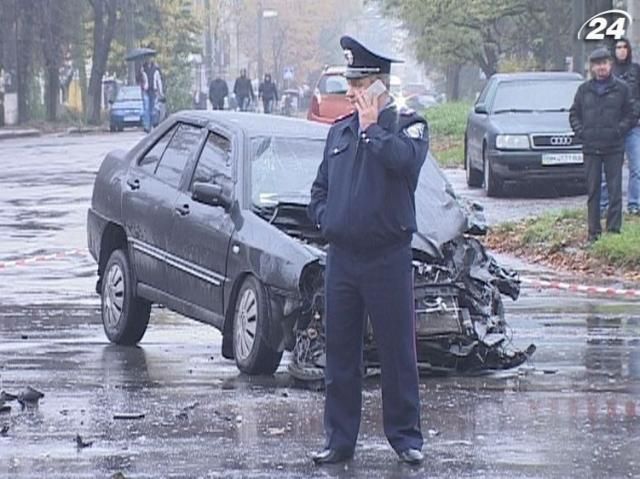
top-left (311, 448), bottom-right (353, 465)
top-left (587, 233), bottom-right (601, 244)
top-left (397, 448), bottom-right (424, 465)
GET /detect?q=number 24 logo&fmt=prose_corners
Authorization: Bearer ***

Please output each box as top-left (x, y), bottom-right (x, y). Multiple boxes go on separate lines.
top-left (577, 9), bottom-right (632, 41)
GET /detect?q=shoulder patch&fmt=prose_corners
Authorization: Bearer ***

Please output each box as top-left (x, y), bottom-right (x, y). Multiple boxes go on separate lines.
top-left (402, 122), bottom-right (426, 140)
top-left (333, 111), bottom-right (356, 124)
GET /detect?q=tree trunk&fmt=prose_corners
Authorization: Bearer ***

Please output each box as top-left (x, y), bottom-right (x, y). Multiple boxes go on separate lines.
top-left (446, 64), bottom-right (462, 101)
top-left (87, 0), bottom-right (118, 125)
top-left (16, 0), bottom-right (35, 123)
top-left (44, 67), bottom-right (60, 121)
top-left (41, 0), bottom-right (63, 122)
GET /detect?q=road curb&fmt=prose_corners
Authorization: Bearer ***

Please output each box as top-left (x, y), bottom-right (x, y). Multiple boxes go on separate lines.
top-left (0, 129), bottom-right (41, 141)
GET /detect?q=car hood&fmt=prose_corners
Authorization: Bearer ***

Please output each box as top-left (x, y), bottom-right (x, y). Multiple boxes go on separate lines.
top-left (489, 111), bottom-right (572, 134)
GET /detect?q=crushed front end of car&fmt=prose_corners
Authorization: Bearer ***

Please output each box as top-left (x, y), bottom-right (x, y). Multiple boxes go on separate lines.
top-left (287, 234), bottom-right (535, 382)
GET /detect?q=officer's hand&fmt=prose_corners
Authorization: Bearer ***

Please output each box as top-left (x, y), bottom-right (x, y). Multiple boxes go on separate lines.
top-left (355, 91), bottom-right (379, 131)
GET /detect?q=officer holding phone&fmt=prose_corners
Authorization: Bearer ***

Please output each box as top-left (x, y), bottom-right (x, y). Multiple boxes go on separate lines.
top-left (308, 35), bottom-right (429, 466)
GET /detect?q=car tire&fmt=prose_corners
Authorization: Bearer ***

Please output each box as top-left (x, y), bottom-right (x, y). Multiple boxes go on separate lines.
top-left (233, 275), bottom-right (283, 375)
top-left (465, 137), bottom-right (483, 187)
top-left (101, 249), bottom-right (151, 345)
top-left (109, 123), bottom-right (116, 132)
top-left (117, 125), bottom-right (124, 132)
top-left (483, 146), bottom-right (504, 197)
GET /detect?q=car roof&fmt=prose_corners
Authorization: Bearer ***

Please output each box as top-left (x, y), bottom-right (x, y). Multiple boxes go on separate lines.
top-left (174, 111), bottom-right (330, 139)
top-left (491, 72), bottom-right (583, 82)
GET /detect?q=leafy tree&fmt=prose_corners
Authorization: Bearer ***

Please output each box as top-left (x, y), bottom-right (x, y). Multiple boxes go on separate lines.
top-left (108, 0), bottom-right (202, 112)
top-left (383, 0), bottom-right (528, 78)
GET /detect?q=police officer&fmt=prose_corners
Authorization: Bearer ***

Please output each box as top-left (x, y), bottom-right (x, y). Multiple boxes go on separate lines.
top-left (308, 35), bottom-right (428, 466)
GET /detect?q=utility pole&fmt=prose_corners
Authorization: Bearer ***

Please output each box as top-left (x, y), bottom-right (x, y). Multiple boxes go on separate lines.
top-left (257, 0), bottom-right (263, 81)
top-left (205, 0), bottom-right (213, 84)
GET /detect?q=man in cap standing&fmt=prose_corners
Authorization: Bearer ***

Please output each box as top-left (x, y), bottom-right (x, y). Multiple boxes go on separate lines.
top-left (308, 35), bottom-right (428, 466)
top-left (570, 46), bottom-right (636, 242)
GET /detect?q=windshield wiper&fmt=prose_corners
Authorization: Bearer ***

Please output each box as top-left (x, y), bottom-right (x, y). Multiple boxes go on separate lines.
top-left (493, 108), bottom-right (535, 114)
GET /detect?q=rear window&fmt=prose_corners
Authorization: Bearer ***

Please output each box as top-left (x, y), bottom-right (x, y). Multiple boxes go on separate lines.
top-left (317, 74), bottom-right (348, 95)
top-left (492, 80), bottom-right (582, 113)
top-left (117, 87), bottom-right (142, 101)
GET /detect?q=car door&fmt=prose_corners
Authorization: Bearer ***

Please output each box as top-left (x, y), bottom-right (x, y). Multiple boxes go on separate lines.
top-left (122, 122), bottom-right (203, 292)
top-left (467, 79), bottom-right (496, 169)
top-left (165, 129), bottom-right (236, 323)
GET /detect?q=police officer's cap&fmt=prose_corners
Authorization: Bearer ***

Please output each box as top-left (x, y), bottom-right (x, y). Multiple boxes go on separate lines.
top-left (589, 47), bottom-right (613, 63)
top-left (340, 35), bottom-right (403, 79)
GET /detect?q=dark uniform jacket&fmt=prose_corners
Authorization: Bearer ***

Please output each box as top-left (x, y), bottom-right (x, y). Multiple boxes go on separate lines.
top-left (569, 76), bottom-right (635, 155)
top-left (308, 105), bottom-right (429, 255)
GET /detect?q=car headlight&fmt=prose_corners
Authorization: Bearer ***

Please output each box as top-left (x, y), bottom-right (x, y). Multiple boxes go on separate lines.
top-left (495, 134), bottom-right (529, 149)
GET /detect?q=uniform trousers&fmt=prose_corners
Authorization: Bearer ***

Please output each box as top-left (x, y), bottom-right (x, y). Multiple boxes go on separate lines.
top-left (323, 242), bottom-right (423, 454)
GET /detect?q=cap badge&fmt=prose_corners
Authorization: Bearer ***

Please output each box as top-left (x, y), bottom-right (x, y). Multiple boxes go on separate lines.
top-left (343, 49), bottom-right (354, 66)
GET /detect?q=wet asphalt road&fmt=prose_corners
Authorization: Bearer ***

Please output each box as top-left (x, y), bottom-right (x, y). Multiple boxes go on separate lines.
top-left (1, 131), bottom-right (639, 478)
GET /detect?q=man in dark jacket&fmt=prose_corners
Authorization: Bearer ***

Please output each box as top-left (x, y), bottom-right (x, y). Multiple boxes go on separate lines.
top-left (258, 73), bottom-right (278, 114)
top-left (208, 77), bottom-right (228, 110)
top-left (601, 38), bottom-right (640, 215)
top-left (233, 69), bottom-right (255, 111)
top-left (570, 47), bottom-right (636, 242)
top-left (308, 35), bottom-right (428, 466)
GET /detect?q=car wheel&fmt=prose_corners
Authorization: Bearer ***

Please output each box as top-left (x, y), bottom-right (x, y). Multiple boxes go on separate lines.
top-left (101, 249), bottom-right (151, 345)
top-left (465, 137), bottom-right (483, 187)
top-left (109, 123), bottom-right (116, 132)
top-left (117, 125), bottom-right (124, 132)
top-left (233, 275), bottom-right (283, 375)
top-left (483, 146), bottom-right (504, 197)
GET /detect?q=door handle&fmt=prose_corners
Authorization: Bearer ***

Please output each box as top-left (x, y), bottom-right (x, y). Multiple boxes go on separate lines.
top-left (175, 204), bottom-right (190, 216)
top-left (126, 178), bottom-right (140, 190)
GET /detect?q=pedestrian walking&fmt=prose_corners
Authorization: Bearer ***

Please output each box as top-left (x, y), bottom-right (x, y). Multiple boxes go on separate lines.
top-left (233, 69), bottom-right (255, 111)
top-left (137, 65), bottom-right (151, 132)
top-left (140, 58), bottom-right (164, 131)
top-left (570, 47), bottom-right (636, 242)
top-left (600, 38), bottom-right (640, 216)
top-left (209, 77), bottom-right (228, 110)
top-left (307, 35), bottom-right (428, 466)
top-left (258, 73), bottom-right (278, 114)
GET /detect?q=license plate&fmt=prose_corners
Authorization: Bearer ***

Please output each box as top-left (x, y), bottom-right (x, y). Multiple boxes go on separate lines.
top-left (542, 153), bottom-right (583, 165)
top-left (124, 115), bottom-right (139, 122)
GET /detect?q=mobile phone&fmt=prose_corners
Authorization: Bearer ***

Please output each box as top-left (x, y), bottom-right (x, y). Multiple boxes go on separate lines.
top-left (366, 79), bottom-right (387, 100)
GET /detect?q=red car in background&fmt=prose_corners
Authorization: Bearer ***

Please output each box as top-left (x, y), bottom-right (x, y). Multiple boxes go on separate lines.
top-left (307, 66), bottom-right (353, 124)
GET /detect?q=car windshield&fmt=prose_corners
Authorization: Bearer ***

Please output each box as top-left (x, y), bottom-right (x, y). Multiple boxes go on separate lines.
top-left (251, 136), bottom-right (325, 206)
top-left (491, 80), bottom-right (581, 113)
top-left (318, 75), bottom-right (348, 95)
top-left (116, 87), bottom-right (142, 101)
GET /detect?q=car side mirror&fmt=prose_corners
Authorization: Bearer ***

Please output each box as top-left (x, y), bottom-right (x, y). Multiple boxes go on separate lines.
top-left (474, 103), bottom-right (488, 115)
top-left (192, 182), bottom-right (232, 210)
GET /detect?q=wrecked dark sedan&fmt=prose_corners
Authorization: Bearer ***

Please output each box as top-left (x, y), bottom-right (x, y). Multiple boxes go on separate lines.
top-left (87, 111), bottom-right (534, 379)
